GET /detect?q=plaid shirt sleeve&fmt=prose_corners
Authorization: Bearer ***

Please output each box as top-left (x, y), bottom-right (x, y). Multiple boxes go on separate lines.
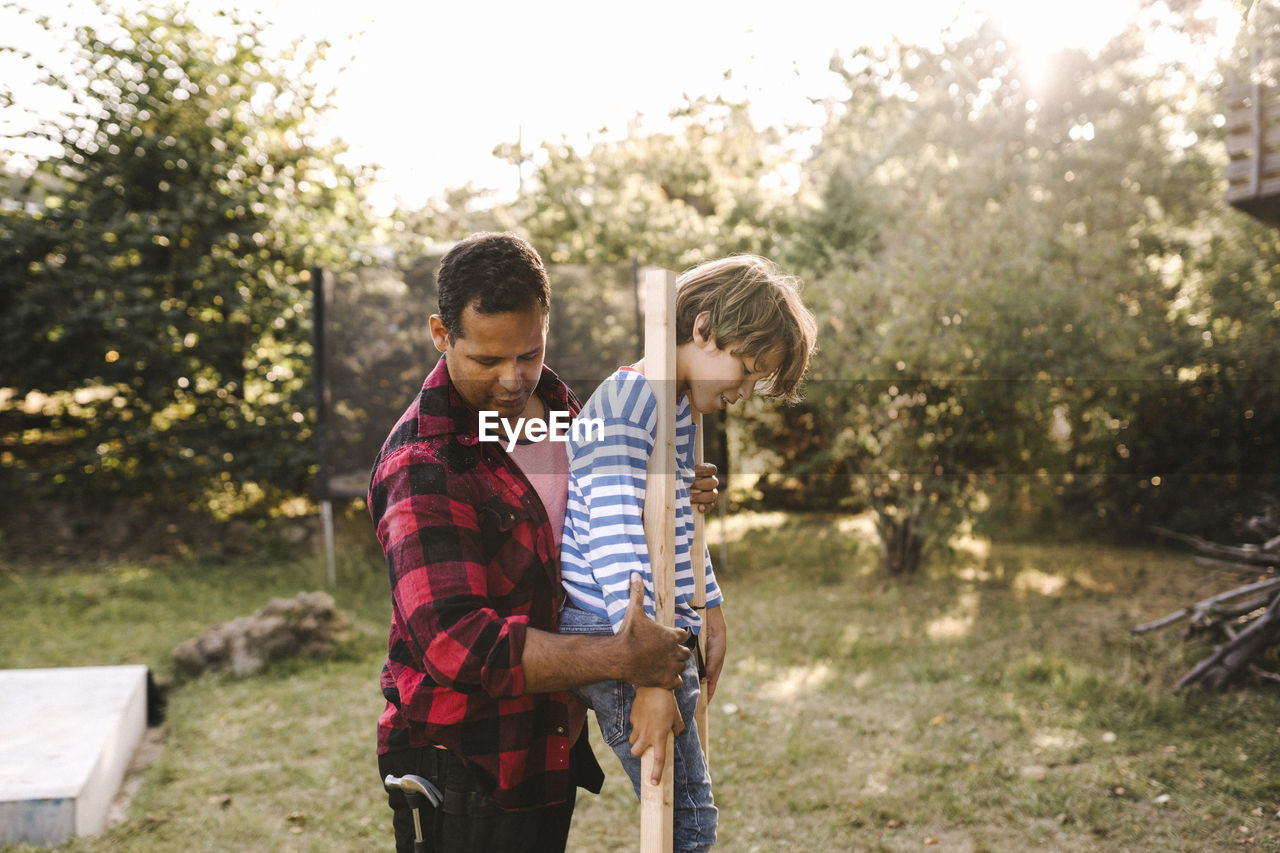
top-left (373, 442), bottom-right (528, 702)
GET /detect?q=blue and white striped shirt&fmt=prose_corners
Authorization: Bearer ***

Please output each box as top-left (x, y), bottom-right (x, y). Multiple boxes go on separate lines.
top-left (560, 368), bottom-right (722, 633)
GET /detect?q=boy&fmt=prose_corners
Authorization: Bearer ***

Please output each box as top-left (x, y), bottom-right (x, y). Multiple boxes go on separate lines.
top-left (558, 254), bottom-right (817, 852)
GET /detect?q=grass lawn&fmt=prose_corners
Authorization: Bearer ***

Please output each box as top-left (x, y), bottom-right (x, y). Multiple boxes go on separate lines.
top-left (2, 508), bottom-right (1278, 852)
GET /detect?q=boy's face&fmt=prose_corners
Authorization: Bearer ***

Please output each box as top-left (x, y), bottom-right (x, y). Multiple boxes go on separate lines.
top-left (430, 303), bottom-right (547, 419)
top-left (681, 312), bottom-right (776, 415)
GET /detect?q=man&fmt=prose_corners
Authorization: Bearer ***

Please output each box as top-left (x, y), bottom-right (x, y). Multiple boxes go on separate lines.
top-left (369, 232), bottom-right (717, 852)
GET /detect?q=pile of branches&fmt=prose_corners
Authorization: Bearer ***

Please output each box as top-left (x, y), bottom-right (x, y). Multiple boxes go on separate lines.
top-left (1132, 503), bottom-right (1280, 689)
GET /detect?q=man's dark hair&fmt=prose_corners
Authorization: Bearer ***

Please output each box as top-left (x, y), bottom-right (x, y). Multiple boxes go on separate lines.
top-left (436, 232), bottom-right (550, 340)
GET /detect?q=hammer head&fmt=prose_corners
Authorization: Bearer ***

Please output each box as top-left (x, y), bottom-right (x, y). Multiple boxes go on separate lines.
top-left (384, 773), bottom-right (443, 809)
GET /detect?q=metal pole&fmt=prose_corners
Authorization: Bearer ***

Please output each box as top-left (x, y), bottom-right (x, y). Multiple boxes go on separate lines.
top-left (322, 499), bottom-right (336, 588)
top-left (311, 267), bottom-right (336, 588)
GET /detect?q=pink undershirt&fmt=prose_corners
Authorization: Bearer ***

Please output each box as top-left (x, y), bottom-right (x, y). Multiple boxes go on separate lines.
top-left (507, 437), bottom-right (569, 549)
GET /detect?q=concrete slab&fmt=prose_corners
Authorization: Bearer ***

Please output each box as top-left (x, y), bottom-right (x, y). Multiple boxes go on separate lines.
top-left (0, 665), bottom-right (149, 847)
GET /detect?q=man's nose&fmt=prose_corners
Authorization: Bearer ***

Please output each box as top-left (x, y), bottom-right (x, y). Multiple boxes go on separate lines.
top-left (494, 356), bottom-right (524, 386)
top-left (497, 363), bottom-right (522, 389)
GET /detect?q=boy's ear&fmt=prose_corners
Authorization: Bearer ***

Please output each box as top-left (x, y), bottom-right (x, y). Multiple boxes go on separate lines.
top-left (692, 311), bottom-right (715, 348)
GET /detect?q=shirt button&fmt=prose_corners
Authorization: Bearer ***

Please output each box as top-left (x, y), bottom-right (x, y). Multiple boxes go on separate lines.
top-left (556, 726), bottom-right (566, 735)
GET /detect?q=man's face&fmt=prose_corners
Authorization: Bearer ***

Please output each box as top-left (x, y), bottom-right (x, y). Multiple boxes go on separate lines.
top-left (430, 303), bottom-right (548, 419)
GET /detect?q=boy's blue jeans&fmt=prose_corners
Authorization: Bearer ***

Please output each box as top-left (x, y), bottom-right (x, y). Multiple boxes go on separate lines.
top-left (559, 603), bottom-right (717, 853)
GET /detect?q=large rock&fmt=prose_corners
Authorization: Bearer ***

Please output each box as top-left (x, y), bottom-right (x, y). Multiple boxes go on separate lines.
top-left (172, 591), bottom-right (350, 678)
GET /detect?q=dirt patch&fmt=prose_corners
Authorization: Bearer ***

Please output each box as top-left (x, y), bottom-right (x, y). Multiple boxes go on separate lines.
top-left (106, 726), bottom-right (166, 829)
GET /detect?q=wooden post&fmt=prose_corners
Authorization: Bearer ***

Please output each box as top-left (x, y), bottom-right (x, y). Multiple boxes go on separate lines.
top-left (640, 268), bottom-right (677, 853)
top-left (691, 411), bottom-right (709, 764)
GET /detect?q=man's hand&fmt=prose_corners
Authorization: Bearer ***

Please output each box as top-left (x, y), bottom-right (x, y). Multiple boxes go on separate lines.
top-left (691, 462), bottom-right (719, 515)
top-left (521, 574), bottom-right (688, 693)
top-left (629, 686), bottom-right (684, 784)
top-left (616, 573), bottom-right (690, 689)
top-left (702, 603), bottom-right (727, 702)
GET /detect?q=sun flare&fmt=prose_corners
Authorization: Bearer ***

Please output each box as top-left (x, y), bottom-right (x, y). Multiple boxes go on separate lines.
top-left (971, 0), bottom-right (1244, 89)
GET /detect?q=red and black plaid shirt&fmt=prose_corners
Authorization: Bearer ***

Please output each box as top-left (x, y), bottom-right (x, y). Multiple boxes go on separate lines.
top-left (369, 356), bottom-right (581, 810)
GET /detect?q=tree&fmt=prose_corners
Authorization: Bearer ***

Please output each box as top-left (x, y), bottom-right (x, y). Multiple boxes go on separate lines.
top-left (0, 1), bottom-right (374, 514)
top-left (1112, 0), bottom-right (1280, 537)
top-left (509, 96), bottom-right (792, 269)
top-left (767, 14), bottom-right (1238, 571)
top-left (387, 182), bottom-right (516, 255)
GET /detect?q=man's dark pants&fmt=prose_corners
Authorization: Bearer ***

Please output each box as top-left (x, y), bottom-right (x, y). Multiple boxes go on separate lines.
top-left (378, 746), bottom-right (575, 853)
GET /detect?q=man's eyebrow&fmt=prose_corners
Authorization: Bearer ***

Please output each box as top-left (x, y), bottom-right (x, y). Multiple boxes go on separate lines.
top-left (471, 344), bottom-right (544, 360)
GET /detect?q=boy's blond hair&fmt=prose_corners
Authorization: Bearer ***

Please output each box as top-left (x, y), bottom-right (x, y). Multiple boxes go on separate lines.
top-left (675, 254), bottom-right (817, 402)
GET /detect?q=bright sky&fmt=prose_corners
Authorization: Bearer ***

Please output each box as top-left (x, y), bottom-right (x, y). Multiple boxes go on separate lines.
top-left (293, 0), bottom-right (1147, 212)
top-left (2, 0), bottom-right (1244, 213)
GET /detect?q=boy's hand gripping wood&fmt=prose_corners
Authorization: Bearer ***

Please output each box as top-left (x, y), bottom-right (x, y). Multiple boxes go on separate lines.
top-left (640, 268), bottom-right (677, 853)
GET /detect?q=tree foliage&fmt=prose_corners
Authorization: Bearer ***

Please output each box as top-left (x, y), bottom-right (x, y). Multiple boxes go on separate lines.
top-left (5, 0), bottom-right (1275, 562)
top-left (759, 13), bottom-right (1277, 570)
top-left (507, 96), bottom-right (793, 269)
top-left (1090, 0), bottom-right (1280, 535)
top-left (0, 1), bottom-right (374, 513)
top-left (453, 11), bottom-right (1279, 572)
